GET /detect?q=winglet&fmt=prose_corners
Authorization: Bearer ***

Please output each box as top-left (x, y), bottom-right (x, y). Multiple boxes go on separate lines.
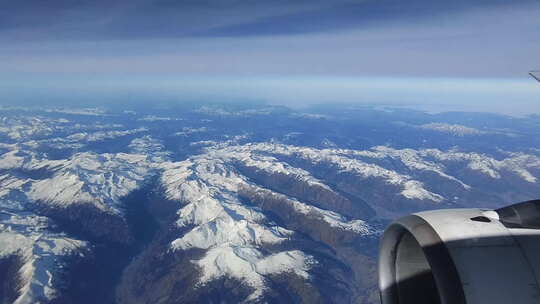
top-left (529, 71), bottom-right (540, 83)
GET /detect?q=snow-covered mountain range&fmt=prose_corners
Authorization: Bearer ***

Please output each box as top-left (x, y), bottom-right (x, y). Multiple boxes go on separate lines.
top-left (0, 104), bottom-right (538, 303)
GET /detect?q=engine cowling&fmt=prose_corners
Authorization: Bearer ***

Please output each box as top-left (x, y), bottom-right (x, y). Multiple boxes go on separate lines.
top-left (378, 199), bottom-right (540, 304)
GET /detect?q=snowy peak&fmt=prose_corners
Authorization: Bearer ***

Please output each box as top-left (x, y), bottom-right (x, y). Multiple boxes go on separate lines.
top-left (28, 152), bottom-right (153, 213)
top-left (0, 136), bottom-right (168, 215)
top-left (0, 210), bottom-right (87, 304)
top-left (159, 144), bottom-right (387, 300)
top-left (419, 123), bottom-right (487, 136)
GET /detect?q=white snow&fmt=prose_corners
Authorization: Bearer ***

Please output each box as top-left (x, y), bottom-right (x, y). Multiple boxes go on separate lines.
top-left (241, 143), bottom-right (446, 202)
top-left (0, 117), bottom-right (58, 140)
top-left (419, 123), bottom-right (486, 136)
top-left (26, 151), bottom-right (156, 213)
top-left (401, 180), bottom-right (444, 201)
top-left (161, 143), bottom-right (385, 300)
top-left (0, 136), bottom-right (169, 215)
top-left (194, 246), bottom-right (315, 301)
top-left (174, 127), bottom-right (208, 136)
top-left (0, 211), bottom-right (86, 304)
top-left (423, 149), bottom-right (540, 183)
top-left (244, 143), bottom-right (540, 191)
top-left (0, 150), bottom-right (29, 169)
top-left (44, 107), bottom-right (106, 116)
top-left (0, 133), bottom-right (171, 303)
top-left (138, 115), bottom-right (181, 122)
top-left (253, 186), bottom-right (374, 234)
top-left (0, 174), bottom-right (32, 201)
top-left (195, 106), bottom-right (276, 117)
top-left (162, 156), bottom-right (312, 300)
top-left (65, 127), bottom-right (147, 143)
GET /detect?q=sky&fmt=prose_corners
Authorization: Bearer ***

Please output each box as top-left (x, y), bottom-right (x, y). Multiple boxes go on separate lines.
top-left (1, 0), bottom-right (539, 114)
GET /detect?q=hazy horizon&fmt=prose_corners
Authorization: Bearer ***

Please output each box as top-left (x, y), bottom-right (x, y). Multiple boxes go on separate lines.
top-left (2, 75), bottom-right (539, 116)
top-left (1, 0), bottom-right (539, 115)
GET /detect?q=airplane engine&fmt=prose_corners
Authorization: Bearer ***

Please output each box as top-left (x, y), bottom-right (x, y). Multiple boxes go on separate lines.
top-left (378, 199), bottom-right (540, 304)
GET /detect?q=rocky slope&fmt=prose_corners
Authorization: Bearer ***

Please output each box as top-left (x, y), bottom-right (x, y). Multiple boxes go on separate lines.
top-left (116, 142), bottom-right (540, 303)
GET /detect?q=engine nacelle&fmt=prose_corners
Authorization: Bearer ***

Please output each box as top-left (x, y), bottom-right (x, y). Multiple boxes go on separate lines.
top-left (379, 199), bottom-right (540, 304)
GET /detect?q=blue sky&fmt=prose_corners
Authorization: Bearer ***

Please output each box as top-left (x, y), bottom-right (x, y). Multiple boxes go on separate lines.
top-left (1, 0), bottom-right (539, 114)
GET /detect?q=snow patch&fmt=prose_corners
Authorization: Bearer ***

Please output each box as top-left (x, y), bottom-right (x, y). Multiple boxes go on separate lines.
top-left (0, 211), bottom-right (86, 304)
top-left (419, 123), bottom-right (486, 136)
top-left (195, 246), bottom-right (315, 301)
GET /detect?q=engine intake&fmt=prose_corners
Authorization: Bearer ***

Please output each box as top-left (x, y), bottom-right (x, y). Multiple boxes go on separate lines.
top-left (379, 200), bottom-right (540, 304)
